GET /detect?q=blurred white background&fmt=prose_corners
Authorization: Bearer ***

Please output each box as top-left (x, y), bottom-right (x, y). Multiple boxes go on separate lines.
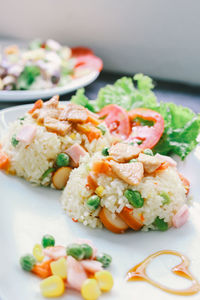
top-left (1, 0), bottom-right (200, 85)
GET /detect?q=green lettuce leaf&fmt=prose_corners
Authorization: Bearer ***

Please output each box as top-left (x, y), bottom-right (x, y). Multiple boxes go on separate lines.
top-left (71, 88), bottom-right (96, 112)
top-left (70, 74), bottom-right (200, 159)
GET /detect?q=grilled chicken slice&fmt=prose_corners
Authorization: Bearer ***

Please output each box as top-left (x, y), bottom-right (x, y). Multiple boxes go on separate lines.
top-left (43, 95), bottom-right (59, 109)
top-left (59, 103), bottom-right (88, 123)
top-left (138, 153), bottom-right (162, 173)
top-left (44, 117), bottom-right (72, 136)
top-left (109, 161), bottom-right (144, 185)
top-left (108, 143), bottom-right (141, 163)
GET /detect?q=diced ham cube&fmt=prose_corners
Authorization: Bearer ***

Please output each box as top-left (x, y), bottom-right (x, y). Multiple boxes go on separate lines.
top-left (65, 143), bottom-right (87, 167)
top-left (81, 260), bottom-right (103, 273)
top-left (172, 204), bottom-right (189, 228)
top-left (66, 256), bottom-right (87, 291)
top-left (16, 125), bottom-right (37, 144)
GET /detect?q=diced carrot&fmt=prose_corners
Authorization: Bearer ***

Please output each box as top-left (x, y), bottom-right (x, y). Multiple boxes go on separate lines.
top-left (118, 207), bottom-right (143, 231)
top-left (87, 114), bottom-right (101, 126)
top-left (99, 207), bottom-right (129, 234)
top-left (179, 173), bottom-right (190, 195)
top-left (28, 99), bottom-right (43, 114)
top-left (87, 128), bottom-right (102, 142)
top-left (92, 160), bottom-right (112, 175)
top-left (76, 123), bottom-right (101, 142)
top-left (32, 259), bottom-right (53, 278)
top-left (0, 150), bottom-right (9, 170)
top-left (86, 172), bottom-right (98, 190)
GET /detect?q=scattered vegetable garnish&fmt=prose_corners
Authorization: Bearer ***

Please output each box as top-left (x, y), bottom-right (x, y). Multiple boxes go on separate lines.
top-left (20, 254), bottom-right (36, 271)
top-left (86, 195), bottom-right (101, 210)
top-left (97, 124), bottom-right (107, 135)
top-left (153, 217), bottom-right (168, 231)
top-left (96, 253), bottom-right (112, 268)
top-left (143, 148), bottom-right (153, 156)
top-left (56, 153), bottom-right (70, 167)
top-left (101, 147), bottom-right (109, 156)
top-left (19, 235), bottom-right (113, 299)
top-left (124, 190), bottom-right (144, 208)
top-left (11, 134), bottom-right (19, 147)
top-left (160, 192), bottom-right (171, 205)
top-left (66, 243), bottom-right (85, 260)
top-left (42, 234), bottom-right (55, 248)
top-left (41, 168), bottom-right (56, 181)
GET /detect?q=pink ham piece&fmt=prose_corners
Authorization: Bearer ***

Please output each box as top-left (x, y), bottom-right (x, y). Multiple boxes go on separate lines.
top-left (155, 153), bottom-right (177, 167)
top-left (172, 204), bottom-right (189, 228)
top-left (65, 143), bottom-right (87, 167)
top-left (43, 246), bottom-right (66, 260)
top-left (75, 238), bottom-right (98, 259)
top-left (66, 256), bottom-right (87, 291)
top-left (81, 260), bottom-right (103, 273)
top-left (16, 124), bottom-right (37, 144)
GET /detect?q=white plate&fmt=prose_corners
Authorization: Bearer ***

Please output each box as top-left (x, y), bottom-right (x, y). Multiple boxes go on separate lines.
top-left (0, 70), bottom-right (99, 102)
top-left (0, 105), bottom-right (200, 300)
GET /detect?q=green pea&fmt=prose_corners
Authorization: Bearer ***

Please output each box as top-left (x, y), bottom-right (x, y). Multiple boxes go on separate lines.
top-left (11, 134), bottom-right (19, 147)
top-left (143, 148), bottom-right (153, 156)
top-left (86, 195), bottom-right (101, 210)
top-left (42, 234), bottom-right (55, 248)
top-left (56, 153), bottom-right (70, 167)
top-left (102, 147), bottom-right (109, 156)
top-left (160, 192), bottom-right (171, 205)
top-left (81, 244), bottom-right (93, 259)
top-left (41, 168), bottom-right (55, 180)
top-left (124, 190), bottom-right (144, 208)
top-left (129, 159), bottom-right (138, 163)
top-left (136, 140), bottom-right (143, 145)
top-left (20, 254), bottom-right (36, 271)
top-left (153, 217), bottom-right (168, 231)
top-left (66, 243), bottom-right (85, 260)
top-left (96, 253), bottom-right (112, 268)
top-left (97, 124), bottom-right (107, 135)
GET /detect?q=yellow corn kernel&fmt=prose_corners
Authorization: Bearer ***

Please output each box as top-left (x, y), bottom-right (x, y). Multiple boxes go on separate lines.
top-left (95, 186), bottom-right (104, 197)
top-left (40, 275), bottom-right (65, 298)
top-left (95, 270), bottom-right (114, 292)
top-left (50, 257), bottom-right (67, 279)
top-left (33, 244), bottom-right (44, 262)
top-left (81, 278), bottom-right (101, 300)
top-left (70, 133), bottom-right (76, 140)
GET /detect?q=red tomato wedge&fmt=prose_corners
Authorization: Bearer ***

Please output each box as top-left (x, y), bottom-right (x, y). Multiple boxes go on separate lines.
top-left (98, 104), bottom-right (131, 139)
top-left (128, 108), bottom-right (164, 149)
top-left (71, 47), bottom-right (94, 57)
top-left (74, 55), bottom-right (103, 72)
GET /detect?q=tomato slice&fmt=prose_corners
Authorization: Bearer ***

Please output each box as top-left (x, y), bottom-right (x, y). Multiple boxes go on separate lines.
top-left (98, 104), bottom-right (131, 139)
top-left (128, 108), bottom-right (164, 149)
top-left (74, 54), bottom-right (103, 72)
top-left (71, 47), bottom-right (94, 57)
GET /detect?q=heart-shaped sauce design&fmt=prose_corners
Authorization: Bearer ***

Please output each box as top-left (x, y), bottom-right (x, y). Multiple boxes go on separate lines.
top-left (126, 250), bottom-right (200, 296)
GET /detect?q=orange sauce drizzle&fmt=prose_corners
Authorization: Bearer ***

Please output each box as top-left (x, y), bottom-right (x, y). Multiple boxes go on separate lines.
top-left (126, 250), bottom-right (200, 296)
